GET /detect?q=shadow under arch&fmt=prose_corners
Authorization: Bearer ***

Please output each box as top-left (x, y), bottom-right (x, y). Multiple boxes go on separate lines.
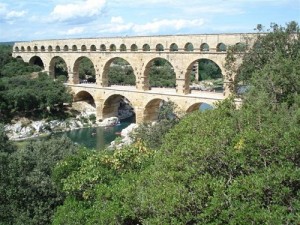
top-left (102, 94), bottom-right (135, 121)
top-left (102, 57), bottom-right (136, 87)
top-left (73, 56), bottom-right (96, 84)
top-left (185, 58), bottom-right (224, 93)
top-left (186, 102), bottom-right (214, 113)
top-left (74, 90), bottom-right (95, 107)
top-left (29, 56), bottom-right (44, 69)
top-left (15, 56), bottom-right (24, 62)
top-left (49, 56), bottom-right (68, 80)
top-left (143, 98), bottom-right (166, 122)
top-left (143, 57), bottom-right (175, 90)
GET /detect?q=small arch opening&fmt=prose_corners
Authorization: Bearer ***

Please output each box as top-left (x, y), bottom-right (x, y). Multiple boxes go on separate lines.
top-left (131, 44), bottom-right (138, 51)
top-left (143, 44), bottom-right (150, 51)
top-left (200, 43), bottom-right (209, 52)
top-left (217, 43), bottom-right (227, 52)
top-left (90, 45), bottom-right (96, 51)
top-left (110, 44), bottom-right (116, 51)
top-left (72, 45), bottom-right (78, 51)
top-left (120, 44), bottom-right (127, 52)
top-left (100, 44), bottom-right (106, 51)
top-left (64, 45), bottom-right (69, 51)
top-left (156, 44), bottom-right (164, 51)
top-left (56, 45), bottom-right (61, 51)
top-left (185, 42), bottom-right (194, 51)
top-left (81, 45), bottom-right (87, 51)
top-left (170, 43), bottom-right (178, 51)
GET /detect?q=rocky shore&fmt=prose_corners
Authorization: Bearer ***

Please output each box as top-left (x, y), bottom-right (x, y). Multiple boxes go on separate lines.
top-left (4, 116), bottom-right (120, 141)
top-left (108, 123), bottom-right (138, 149)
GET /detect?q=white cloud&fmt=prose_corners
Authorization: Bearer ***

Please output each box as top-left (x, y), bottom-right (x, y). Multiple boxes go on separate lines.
top-left (5, 10), bottom-right (26, 19)
top-left (111, 16), bottom-right (124, 24)
top-left (0, 3), bottom-right (6, 14)
top-left (132, 19), bottom-right (205, 34)
top-left (60, 27), bottom-right (85, 35)
top-left (50, 0), bottom-right (106, 22)
top-left (96, 18), bottom-right (205, 35)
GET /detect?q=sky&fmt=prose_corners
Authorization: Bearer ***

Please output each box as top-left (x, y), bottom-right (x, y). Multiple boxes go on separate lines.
top-left (0, 0), bottom-right (299, 42)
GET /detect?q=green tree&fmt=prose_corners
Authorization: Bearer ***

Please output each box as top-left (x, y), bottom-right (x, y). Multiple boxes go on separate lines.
top-left (51, 22), bottom-right (300, 224)
top-left (0, 127), bottom-right (79, 225)
top-left (198, 59), bottom-right (222, 81)
top-left (225, 21), bottom-right (300, 93)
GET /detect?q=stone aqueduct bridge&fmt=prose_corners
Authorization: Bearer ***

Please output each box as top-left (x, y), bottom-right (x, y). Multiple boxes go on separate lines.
top-left (12, 33), bottom-right (253, 123)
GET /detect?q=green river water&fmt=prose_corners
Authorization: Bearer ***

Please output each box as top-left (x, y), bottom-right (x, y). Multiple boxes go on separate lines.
top-left (21, 104), bottom-right (212, 150)
top-left (55, 117), bottom-right (135, 150)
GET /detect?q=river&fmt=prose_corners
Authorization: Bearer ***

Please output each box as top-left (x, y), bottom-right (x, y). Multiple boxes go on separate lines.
top-left (53, 104), bottom-right (211, 150)
top-left (20, 105), bottom-right (211, 150)
top-left (56, 117), bottom-right (135, 150)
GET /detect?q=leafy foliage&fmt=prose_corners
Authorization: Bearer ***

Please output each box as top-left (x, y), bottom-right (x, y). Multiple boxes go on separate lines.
top-left (131, 100), bottom-right (180, 149)
top-left (51, 22), bottom-right (300, 224)
top-left (0, 73), bottom-right (72, 122)
top-left (198, 59), bottom-right (222, 81)
top-left (0, 129), bottom-right (78, 225)
top-left (52, 141), bottom-right (153, 225)
top-left (148, 59), bottom-right (176, 87)
top-left (78, 57), bottom-right (95, 80)
top-left (225, 21), bottom-right (300, 93)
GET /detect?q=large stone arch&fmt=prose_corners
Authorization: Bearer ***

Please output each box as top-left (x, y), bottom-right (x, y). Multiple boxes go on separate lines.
top-left (71, 56), bottom-right (97, 84)
top-left (142, 57), bottom-right (175, 90)
top-left (186, 102), bottom-right (214, 113)
top-left (74, 90), bottom-right (96, 106)
top-left (102, 94), bottom-right (135, 119)
top-left (101, 57), bottom-right (137, 87)
top-left (183, 57), bottom-right (225, 93)
top-left (49, 56), bottom-right (68, 80)
top-left (29, 56), bottom-right (45, 69)
top-left (143, 98), bottom-right (167, 122)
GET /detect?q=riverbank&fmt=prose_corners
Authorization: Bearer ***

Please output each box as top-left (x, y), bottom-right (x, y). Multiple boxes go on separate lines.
top-left (4, 116), bottom-right (120, 141)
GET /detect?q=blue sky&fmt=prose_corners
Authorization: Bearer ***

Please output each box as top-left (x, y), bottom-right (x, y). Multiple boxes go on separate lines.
top-left (0, 0), bottom-right (299, 42)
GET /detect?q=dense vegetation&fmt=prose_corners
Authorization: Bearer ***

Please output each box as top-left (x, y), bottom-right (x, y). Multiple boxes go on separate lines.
top-left (49, 22), bottom-right (299, 224)
top-left (0, 130), bottom-right (79, 225)
top-left (0, 22), bottom-right (299, 224)
top-left (0, 45), bottom-right (72, 122)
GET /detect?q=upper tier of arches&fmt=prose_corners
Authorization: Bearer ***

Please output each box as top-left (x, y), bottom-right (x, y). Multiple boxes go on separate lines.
top-left (14, 42), bottom-right (248, 53)
top-left (14, 33), bottom-right (256, 54)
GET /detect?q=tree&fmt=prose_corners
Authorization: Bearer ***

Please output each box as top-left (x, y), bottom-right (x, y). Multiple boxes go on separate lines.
top-left (225, 21), bottom-right (300, 93)
top-left (131, 100), bottom-right (180, 149)
top-left (51, 22), bottom-right (300, 224)
top-left (198, 59), bottom-right (222, 81)
top-left (0, 134), bottom-right (78, 225)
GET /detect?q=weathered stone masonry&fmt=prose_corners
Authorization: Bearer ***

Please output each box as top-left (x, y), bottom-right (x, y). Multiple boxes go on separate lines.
top-left (12, 33), bottom-right (254, 123)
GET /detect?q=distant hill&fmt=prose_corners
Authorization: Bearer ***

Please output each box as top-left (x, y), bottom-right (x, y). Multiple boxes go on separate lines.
top-left (0, 42), bottom-right (15, 46)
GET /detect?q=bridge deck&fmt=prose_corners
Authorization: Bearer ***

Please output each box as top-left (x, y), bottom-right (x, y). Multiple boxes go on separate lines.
top-left (66, 84), bottom-right (226, 101)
